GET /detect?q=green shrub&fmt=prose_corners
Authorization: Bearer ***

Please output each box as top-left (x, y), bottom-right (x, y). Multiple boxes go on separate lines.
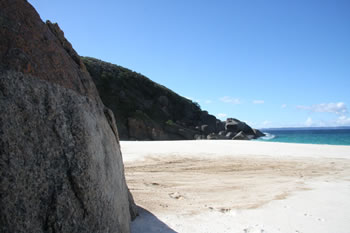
top-left (166, 120), bottom-right (174, 126)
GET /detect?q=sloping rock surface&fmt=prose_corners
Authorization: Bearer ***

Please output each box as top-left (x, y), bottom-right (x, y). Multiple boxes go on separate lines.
top-left (0, 0), bottom-right (134, 232)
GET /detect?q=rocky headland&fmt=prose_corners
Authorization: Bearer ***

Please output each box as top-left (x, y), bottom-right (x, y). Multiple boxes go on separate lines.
top-left (0, 0), bottom-right (136, 232)
top-left (82, 57), bottom-right (264, 141)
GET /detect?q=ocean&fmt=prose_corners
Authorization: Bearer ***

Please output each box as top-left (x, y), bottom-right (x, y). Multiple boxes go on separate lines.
top-left (257, 128), bottom-right (350, 146)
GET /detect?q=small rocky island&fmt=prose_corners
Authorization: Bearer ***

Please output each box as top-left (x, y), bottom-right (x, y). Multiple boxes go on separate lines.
top-left (83, 57), bottom-right (264, 141)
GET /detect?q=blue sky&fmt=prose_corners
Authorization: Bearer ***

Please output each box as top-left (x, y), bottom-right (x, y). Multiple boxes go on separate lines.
top-left (29, 0), bottom-right (350, 128)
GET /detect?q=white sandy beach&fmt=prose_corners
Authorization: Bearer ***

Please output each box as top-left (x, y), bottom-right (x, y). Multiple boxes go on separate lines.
top-left (122, 140), bottom-right (350, 233)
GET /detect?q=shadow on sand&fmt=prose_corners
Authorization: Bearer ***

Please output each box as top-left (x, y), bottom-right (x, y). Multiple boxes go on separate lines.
top-left (131, 206), bottom-right (178, 233)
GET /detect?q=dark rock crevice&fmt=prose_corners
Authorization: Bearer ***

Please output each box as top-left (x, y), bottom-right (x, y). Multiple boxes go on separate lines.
top-left (65, 167), bottom-right (88, 218)
top-left (43, 187), bottom-right (59, 233)
top-left (104, 107), bottom-right (120, 145)
top-left (49, 96), bottom-right (88, 221)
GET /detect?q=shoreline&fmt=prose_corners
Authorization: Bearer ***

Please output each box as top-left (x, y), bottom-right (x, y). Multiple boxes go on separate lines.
top-left (255, 139), bottom-right (350, 147)
top-left (121, 140), bottom-right (350, 162)
top-left (122, 141), bottom-right (350, 233)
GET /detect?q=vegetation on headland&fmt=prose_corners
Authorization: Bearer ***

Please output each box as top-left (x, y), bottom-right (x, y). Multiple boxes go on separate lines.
top-left (82, 56), bottom-right (264, 140)
top-left (82, 56), bottom-right (202, 140)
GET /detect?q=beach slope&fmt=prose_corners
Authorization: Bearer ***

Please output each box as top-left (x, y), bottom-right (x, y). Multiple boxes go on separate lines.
top-left (122, 141), bottom-right (350, 233)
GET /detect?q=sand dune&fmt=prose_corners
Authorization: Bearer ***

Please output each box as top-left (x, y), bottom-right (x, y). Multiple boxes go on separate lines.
top-left (122, 140), bottom-right (350, 233)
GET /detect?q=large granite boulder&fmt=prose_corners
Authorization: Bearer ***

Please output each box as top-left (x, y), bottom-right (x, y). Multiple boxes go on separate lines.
top-left (207, 133), bottom-right (218, 140)
top-left (0, 0), bottom-right (135, 232)
top-left (225, 132), bottom-right (235, 139)
top-left (253, 129), bottom-right (265, 138)
top-left (217, 131), bottom-right (227, 139)
top-left (200, 124), bottom-right (210, 135)
top-left (232, 131), bottom-right (250, 140)
top-left (200, 111), bottom-right (217, 133)
top-left (225, 118), bottom-right (255, 136)
top-left (225, 118), bottom-right (240, 133)
top-left (216, 120), bottom-right (226, 132)
top-left (164, 123), bottom-right (199, 140)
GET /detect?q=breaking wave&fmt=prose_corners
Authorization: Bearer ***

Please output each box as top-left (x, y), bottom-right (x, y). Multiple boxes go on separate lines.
top-left (260, 132), bottom-right (276, 140)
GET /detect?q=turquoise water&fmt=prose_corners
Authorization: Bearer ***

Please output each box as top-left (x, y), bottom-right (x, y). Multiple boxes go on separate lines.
top-left (257, 128), bottom-right (350, 146)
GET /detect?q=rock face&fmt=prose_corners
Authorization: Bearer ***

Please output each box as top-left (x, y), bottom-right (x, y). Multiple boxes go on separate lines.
top-left (225, 118), bottom-right (255, 135)
top-left (82, 57), bottom-right (265, 141)
top-left (0, 1), bottom-right (134, 232)
top-left (232, 131), bottom-right (249, 140)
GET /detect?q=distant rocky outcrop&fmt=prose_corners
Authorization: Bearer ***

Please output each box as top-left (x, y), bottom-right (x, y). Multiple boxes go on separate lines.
top-left (82, 57), bottom-right (264, 141)
top-left (0, 1), bottom-right (135, 232)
